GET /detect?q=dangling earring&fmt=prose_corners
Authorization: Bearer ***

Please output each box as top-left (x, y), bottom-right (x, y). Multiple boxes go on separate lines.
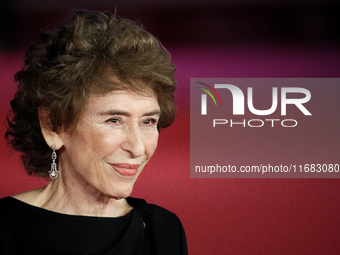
top-left (48, 145), bottom-right (59, 179)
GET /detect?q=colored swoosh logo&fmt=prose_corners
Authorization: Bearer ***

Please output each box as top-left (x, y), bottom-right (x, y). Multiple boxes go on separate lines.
top-left (197, 82), bottom-right (223, 106)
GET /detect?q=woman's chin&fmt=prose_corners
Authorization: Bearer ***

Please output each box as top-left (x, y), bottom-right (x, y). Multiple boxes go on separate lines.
top-left (108, 186), bottom-right (134, 200)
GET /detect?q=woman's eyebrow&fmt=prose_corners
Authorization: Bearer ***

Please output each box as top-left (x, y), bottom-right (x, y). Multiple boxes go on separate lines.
top-left (143, 110), bottom-right (161, 117)
top-left (100, 110), bottom-right (130, 116)
top-left (99, 110), bottom-right (161, 117)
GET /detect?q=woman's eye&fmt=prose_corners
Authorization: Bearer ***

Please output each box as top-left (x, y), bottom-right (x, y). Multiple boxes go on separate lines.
top-left (106, 118), bottom-right (120, 124)
top-left (143, 118), bottom-right (158, 126)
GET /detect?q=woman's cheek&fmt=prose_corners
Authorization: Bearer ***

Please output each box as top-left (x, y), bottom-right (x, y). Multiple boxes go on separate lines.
top-left (146, 133), bottom-right (159, 156)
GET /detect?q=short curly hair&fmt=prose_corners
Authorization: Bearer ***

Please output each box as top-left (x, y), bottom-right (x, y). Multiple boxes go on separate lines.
top-left (5, 10), bottom-right (176, 177)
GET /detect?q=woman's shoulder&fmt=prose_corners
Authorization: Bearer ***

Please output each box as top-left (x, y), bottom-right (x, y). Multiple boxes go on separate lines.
top-left (127, 197), bottom-right (180, 217)
top-left (0, 187), bottom-right (46, 211)
top-left (0, 187), bottom-right (47, 219)
top-left (127, 197), bottom-right (185, 230)
top-left (0, 196), bottom-right (13, 208)
top-left (11, 187), bottom-right (45, 204)
top-left (0, 196), bottom-right (20, 210)
top-left (127, 197), bottom-right (188, 254)
top-left (0, 197), bottom-right (27, 229)
top-left (0, 196), bottom-right (33, 216)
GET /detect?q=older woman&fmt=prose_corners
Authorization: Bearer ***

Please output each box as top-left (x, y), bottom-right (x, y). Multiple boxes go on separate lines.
top-left (1, 10), bottom-right (187, 254)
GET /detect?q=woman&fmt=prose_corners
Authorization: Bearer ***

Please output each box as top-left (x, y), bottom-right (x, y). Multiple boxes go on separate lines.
top-left (1, 10), bottom-right (187, 254)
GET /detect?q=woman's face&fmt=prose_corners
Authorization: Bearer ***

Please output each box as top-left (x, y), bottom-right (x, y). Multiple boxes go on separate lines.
top-left (58, 88), bottom-right (160, 198)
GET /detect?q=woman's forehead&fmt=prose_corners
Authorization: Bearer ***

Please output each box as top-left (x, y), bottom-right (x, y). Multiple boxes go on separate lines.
top-left (85, 88), bottom-right (160, 113)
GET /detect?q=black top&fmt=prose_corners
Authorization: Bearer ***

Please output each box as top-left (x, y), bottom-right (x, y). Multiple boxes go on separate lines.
top-left (0, 197), bottom-right (188, 255)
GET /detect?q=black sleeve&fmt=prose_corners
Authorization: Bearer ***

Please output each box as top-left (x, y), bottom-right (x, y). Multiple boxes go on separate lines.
top-left (146, 204), bottom-right (188, 255)
top-left (127, 197), bottom-right (188, 255)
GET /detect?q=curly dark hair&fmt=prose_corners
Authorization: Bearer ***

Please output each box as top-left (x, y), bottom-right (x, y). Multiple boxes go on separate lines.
top-left (5, 10), bottom-right (176, 177)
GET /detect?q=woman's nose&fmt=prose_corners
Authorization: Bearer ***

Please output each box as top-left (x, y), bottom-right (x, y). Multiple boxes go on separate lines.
top-left (121, 125), bottom-right (145, 158)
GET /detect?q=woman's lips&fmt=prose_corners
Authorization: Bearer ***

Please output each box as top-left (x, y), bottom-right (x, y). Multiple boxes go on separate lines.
top-left (110, 163), bottom-right (140, 177)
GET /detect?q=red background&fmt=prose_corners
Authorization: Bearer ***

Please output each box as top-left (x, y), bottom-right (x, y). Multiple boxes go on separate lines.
top-left (1, 1), bottom-right (340, 254)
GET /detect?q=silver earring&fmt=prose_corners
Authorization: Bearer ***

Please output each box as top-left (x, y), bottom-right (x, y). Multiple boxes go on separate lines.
top-left (48, 145), bottom-right (59, 179)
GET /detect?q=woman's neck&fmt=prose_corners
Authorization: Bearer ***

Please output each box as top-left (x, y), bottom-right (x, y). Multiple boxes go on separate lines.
top-left (13, 172), bottom-right (133, 217)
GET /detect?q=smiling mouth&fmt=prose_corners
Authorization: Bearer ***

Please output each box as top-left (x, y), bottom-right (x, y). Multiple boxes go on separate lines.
top-left (110, 163), bottom-right (140, 177)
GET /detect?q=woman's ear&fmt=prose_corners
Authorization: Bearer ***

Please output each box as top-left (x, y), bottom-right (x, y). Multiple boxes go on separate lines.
top-left (38, 107), bottom-right (64, 150)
